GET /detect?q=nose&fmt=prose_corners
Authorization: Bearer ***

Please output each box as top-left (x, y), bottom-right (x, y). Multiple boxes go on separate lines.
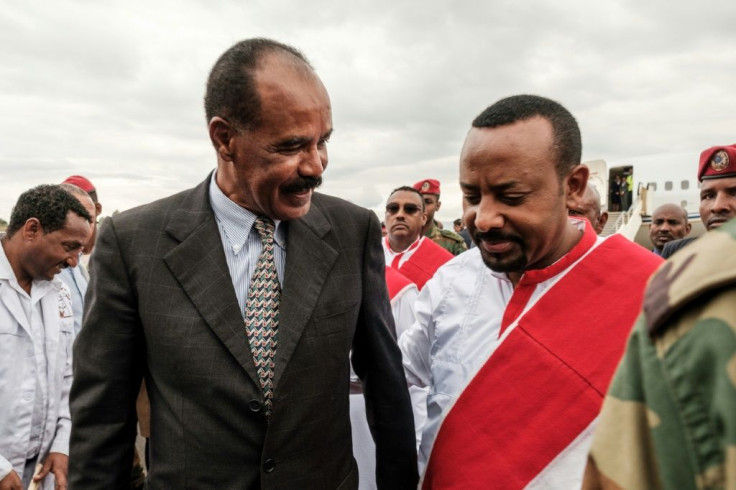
top-left (711, 191), bottom-right (731, 213)
top-left (472, 198), bottom-right (505, 232)
top-left (300, 144), bottom-right (326, 178)
top-left (65, 251), bottom-right (81, 269)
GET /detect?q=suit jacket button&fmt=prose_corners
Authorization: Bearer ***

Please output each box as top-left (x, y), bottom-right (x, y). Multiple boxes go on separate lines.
top-left (249, 400), bottom-right (262, 413)
top-left (263, 459), bottom-right (276, 473)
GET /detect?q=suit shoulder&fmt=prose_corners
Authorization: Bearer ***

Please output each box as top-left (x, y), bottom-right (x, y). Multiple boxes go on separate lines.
top-left (661, 237), bottom-right (697, 259)
top-left (312, 192), bottom-right (368, 213)
top-left (107, 182), bottom-right (206, 233)
top-left (311, 193), bottom-right (374, 223)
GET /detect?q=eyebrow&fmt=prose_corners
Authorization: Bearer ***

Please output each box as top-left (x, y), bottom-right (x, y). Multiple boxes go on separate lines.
top-left (460, 181), bottom-right (520, 192)
top-left (272, 128), bottom-right (334, 149)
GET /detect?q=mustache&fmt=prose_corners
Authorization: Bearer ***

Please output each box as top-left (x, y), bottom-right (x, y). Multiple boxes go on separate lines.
top-left (473, 229), bottom-right (523, 244)
top-left (282, 176), bottom-right (322, 194)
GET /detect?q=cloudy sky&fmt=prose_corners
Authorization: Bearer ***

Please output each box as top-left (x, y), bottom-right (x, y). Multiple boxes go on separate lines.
top-left (1, 0), bottom-right (734, 225)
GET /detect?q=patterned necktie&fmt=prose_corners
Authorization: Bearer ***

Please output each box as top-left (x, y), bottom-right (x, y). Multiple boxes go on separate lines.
top-left (244, 217), bottom-right (281, 417)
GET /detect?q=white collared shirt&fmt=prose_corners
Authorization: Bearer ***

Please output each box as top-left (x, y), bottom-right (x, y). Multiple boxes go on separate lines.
top-left (208, 172), bottom-right (287, 316)
top-left (0, 243), bottom-right (58, 465)
top-left (382, 236), bottom-right (424, 268)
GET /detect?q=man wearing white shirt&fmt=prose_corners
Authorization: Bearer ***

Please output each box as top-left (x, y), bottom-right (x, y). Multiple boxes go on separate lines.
top-left (399, 95), bottom-right (663, 488)
top-left (382, 186), bottom-right (452, 290)
top-left (0, 185), bottom-right (92, 490)
top-left (57, 182), bottom-right (97, 336)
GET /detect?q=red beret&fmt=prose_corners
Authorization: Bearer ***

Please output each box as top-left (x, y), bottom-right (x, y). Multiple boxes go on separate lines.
top-left (698, 144), bottom-right (736, 182)
top-left (62, 175), bottom-right (95, 193)
top-left (412, 178), bottom-right (441, 195)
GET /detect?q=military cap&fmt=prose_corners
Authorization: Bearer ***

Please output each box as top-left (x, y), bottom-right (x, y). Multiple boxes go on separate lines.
top-left (698, 144), bottom-right (736, 181)
top-left (413, 178), bottom-right (441, 195)
top-left (62, 175), bottom-right (96, 193)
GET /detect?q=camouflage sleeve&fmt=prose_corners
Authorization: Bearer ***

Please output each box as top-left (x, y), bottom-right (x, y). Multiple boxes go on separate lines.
top-left (450, 239), bottom-right (467, 256)
top-left (585, 288), bottom-right (736, 490)
top-left (438, 230), bottom-right (467, 255)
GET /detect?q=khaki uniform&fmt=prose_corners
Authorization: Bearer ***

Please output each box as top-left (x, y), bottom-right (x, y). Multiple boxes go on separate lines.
top-left (424, 222), bottom-right (467, 256)
top-left (584, 218), bottom-right (736, 490)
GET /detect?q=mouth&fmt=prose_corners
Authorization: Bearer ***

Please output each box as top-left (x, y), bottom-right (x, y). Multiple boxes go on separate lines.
top-left (479, 240), bottom-right (515, 254)
top-left (708, 217), bottom-right (728, 229)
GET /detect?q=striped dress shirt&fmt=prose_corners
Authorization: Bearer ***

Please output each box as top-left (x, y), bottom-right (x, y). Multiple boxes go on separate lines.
top-left (208, 172), bottom-right (286, 317)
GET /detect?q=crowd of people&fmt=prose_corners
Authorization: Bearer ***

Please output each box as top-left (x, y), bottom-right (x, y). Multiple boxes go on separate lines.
top-left (1, 37), bottom-right (735, 490)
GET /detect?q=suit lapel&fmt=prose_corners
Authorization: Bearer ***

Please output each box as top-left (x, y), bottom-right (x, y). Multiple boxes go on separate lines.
top-left (272, 199), bottom-right (338, 391)
top-left (163, 177), bottom-right (261, 388)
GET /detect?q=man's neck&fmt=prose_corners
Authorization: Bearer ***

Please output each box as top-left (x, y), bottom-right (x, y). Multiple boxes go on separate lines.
top-left (388, 235), bottom-right (420, 254)
top-left (507, 222), bottom-right (585, 289)
top-left (421, 219), bottom-right (434, 236)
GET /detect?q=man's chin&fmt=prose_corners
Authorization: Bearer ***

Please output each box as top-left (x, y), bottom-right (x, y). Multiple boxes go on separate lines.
top-left (707, 218), bottom-right (731, 230)
top-left (273, 195), bottom-right (313, 220)
top-left (478, 248), bottom-right (527, 274)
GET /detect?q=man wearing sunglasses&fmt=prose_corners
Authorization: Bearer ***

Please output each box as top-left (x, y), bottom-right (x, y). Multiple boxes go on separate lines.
top-left (382, 186), bottom-right (453, 291)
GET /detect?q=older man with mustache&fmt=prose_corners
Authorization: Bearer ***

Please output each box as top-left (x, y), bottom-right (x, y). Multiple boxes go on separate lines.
top-left (69, 38), bottom-right (417, 489)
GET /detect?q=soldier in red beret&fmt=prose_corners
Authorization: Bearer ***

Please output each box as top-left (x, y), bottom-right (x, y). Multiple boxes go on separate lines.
top-left (661, 144), bottom-right (736, 258)
top-left (412, 178), bottom-right (467, 255)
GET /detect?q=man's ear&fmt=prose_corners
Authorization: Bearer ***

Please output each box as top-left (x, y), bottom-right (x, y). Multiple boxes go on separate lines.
top-left (94, 202), bottom-right (102, 218)
top-left (564, 165), bottom-right (589, 209)
top-left (685, 222), bottom-right (692, 235)
top-left (209, 117), bottom-right (237, 162)
top-left (22, 218), bottom-right (42, 240)
top-left (436, 199), bottom-right (442, 212)
top-left (598, 211), bottom-right (609, 230)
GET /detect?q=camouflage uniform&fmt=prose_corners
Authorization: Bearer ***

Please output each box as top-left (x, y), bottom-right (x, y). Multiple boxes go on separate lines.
top-left (424, 221), bottom-right (467, 256)
top-left (584, 219), bottom-right (736, 490)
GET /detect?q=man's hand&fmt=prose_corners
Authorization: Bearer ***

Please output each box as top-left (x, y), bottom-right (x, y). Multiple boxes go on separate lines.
top-left (33, 452), bottom-right (68, 489)
top-left (0, 470), bottom-right (22, 490)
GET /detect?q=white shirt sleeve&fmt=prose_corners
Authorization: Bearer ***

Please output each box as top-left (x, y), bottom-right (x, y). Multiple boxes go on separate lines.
top-left (398, 274), bottom-right (445, 388)
top-left (391, 285), bottom-right (419, 340)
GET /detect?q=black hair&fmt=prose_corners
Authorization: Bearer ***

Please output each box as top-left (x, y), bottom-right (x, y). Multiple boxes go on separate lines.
top-left (5, 184), bottom-right (92, 238)
top-left (472, 94), bottom-right (581, 178)
top-left (388, 186), bottom-right (425, 210)
top-left (204, 38), bottom-right (312, 131)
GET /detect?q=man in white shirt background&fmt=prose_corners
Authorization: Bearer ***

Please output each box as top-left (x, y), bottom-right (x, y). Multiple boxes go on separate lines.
top-left (57, 180), bottom-right (98, 336)
top-left (382, 186), bottom-right (452, 290)
top-left (0, 184), bottom-right (92, 490)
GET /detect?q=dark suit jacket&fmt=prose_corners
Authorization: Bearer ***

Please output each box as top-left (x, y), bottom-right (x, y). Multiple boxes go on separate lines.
top-left (69, 176), bottom-right (418, 489)
top-left (660, 236), bottom-right (697, 259)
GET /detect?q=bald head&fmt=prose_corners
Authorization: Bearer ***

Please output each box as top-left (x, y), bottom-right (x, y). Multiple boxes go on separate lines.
top-left (568, 184), bottom-right (608, 234)
top-left (649, 203), bottom-right (690, 251)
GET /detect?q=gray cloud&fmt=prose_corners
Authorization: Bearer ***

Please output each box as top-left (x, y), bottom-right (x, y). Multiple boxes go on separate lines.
top-left (1, 0), bottom-right (734, 226)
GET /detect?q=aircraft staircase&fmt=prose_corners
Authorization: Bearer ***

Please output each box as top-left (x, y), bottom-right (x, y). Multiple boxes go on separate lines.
top-left (601, 198), bottom-right (643, 241)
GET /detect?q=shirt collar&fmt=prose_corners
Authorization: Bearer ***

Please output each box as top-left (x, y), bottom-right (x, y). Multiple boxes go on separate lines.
top-left (0, 239), bottom-right (60, 297)
top-left (384, 235), bottom-right (422, 255)
top-left (489, 218), bottom-right (595, 285)
top-left (208, 171), bottom-right (286, 251)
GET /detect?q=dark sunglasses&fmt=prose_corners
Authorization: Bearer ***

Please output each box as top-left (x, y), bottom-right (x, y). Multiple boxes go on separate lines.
top-left (386, 203), bottom-right (422, 215)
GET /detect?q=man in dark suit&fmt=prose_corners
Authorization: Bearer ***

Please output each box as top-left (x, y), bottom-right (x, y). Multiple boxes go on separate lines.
top-left (69, 38), bottom-right (418, 489)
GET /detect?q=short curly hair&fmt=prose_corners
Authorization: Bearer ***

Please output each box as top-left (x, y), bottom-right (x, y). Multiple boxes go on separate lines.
top-left (204, 38), bottom-right (312, 131)
top-left (5, 184), bottom-right (93, 238)
top-left (472, 95), bottom-right (581, 179)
